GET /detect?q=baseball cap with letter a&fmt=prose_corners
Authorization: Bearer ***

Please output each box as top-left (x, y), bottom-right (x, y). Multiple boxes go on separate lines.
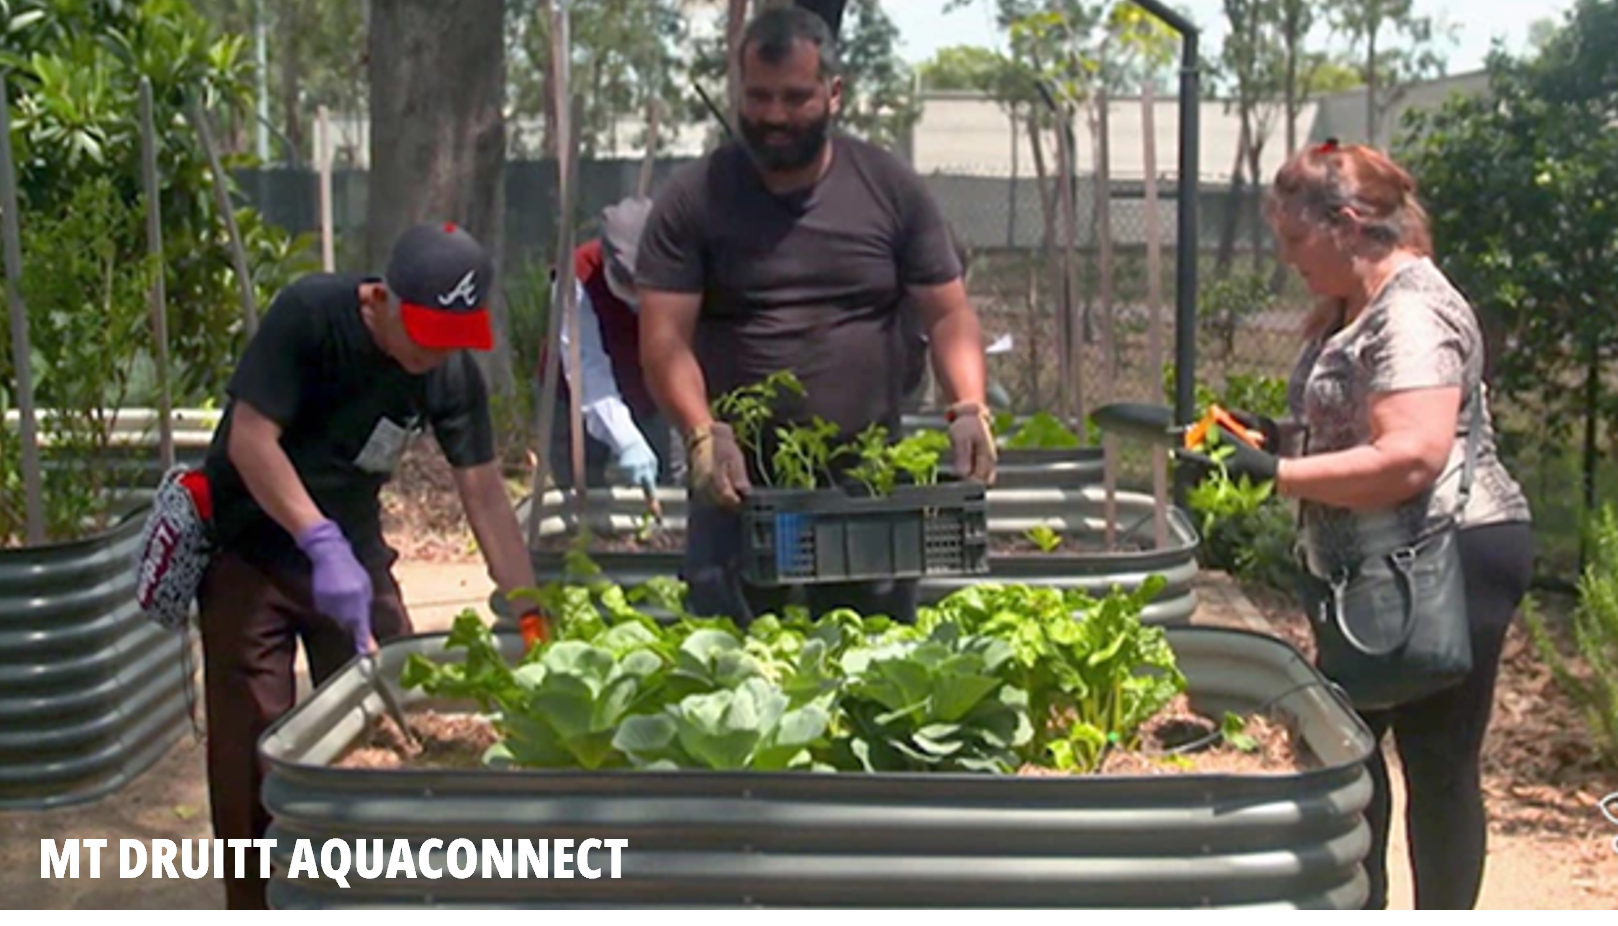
top-left (386, 221), bottom-right (496, 351)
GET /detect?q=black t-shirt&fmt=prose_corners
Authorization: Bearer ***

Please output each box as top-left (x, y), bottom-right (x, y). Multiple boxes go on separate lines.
top-left (634, 134), bottom-right (961, 463)
top-left (203, 273), bottom-right (495, 570)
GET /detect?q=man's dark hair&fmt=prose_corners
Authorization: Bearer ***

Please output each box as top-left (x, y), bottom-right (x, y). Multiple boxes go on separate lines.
top-left (741, 5), bottom-right (841, 79)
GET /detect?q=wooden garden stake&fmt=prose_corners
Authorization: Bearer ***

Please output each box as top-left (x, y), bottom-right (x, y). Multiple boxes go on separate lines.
top-left (0, 73), bottom-right (45, 545)
top-left (1095, 88), bottom-right (1117, 549)
top-left (1141, 80), bottom-right (1169, 548)
top-left (138, 78), bottom-right (175, 473)
top-left (318, 105), bottom-right (335, 272)
top-left (187, 96), bottom-right (259, 337)
top-left (636, 97), bottom-right (659, 199)
top-left (526, 0), bottom-right (585, 547)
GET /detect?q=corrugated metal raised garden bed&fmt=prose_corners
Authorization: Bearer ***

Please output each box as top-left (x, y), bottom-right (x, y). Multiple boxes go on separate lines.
top-left (259, 569), bottom-right (1376, 909)
top-left (523, 484), bottom-right (1200, 625)
top-left (0, 501), bottom-right (197, 809)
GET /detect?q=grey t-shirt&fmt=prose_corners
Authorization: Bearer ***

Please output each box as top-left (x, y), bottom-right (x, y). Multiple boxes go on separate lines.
top-left (633, 134), bottom-right (962, 465)
top-left (1286, 257), bottom-right (1531, 575)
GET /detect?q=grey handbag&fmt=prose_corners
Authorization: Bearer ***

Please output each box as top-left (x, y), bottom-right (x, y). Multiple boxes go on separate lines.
top-left (1297, 386), bottom-right (1480, 712)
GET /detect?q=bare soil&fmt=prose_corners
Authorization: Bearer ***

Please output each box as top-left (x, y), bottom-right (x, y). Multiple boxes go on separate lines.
top-left (990, 533), bottom-right (1154, 556)
top-left (380, 437), bottom-right (480, 563)
top-left (335, 711), bottom-right (500, 770)
top-left (530, 529), bottom-right (686, 554)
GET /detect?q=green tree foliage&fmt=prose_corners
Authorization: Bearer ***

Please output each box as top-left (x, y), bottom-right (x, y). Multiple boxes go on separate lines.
top-left (1398, 0), bottom-right (1618, 533)
top-left (1328, 0), bottom-right (1454, 141)
top-left (509, 0), bottom-right (688, 158)
top-left (835, 0), bottom-right (920, 149)
top-left (918, 45), bottom-right (1006, 92)
top-left (686, 0), bottom-right (920, 151)
top-left (0, 0), bottom-right (317, 543)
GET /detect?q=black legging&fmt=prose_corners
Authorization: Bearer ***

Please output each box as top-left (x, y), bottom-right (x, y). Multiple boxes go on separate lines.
top-left (1357, 519), bottom-right (1535, 910)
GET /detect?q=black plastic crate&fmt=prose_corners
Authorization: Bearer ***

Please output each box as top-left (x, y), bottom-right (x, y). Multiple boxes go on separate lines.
top-left (740, 478), bottom-right (989, 585)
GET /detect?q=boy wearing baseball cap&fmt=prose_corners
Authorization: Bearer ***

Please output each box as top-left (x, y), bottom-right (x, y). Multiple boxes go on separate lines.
top-left (195, 222), bottom-right (542, 909)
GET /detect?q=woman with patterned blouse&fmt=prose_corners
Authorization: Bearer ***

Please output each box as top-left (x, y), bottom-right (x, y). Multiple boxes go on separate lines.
top-left (1193, 139), bottom-right (1535, 909)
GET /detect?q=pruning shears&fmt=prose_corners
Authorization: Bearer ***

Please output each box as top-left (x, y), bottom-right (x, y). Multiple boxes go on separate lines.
top-left (1184, 403), bottom-right (1267, 451)
top-left (1091, 401), bottom-right (1268, 451)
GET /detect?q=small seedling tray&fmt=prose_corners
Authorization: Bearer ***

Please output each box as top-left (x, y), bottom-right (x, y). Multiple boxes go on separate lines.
top-left (740, 477), bottom-right (989, 585)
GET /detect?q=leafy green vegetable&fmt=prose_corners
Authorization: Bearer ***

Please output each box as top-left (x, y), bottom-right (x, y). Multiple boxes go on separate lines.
top-left (1001, 411), bottom-right (1083, 450)
top-left (400, 551), bottom-right (1187, 777)
top-left (1024, 524), bottom-right (1063, 553)
top-left (614, 678), bottom-right (832, 771)
top-left (835, 623), bottom-right (1032, 773)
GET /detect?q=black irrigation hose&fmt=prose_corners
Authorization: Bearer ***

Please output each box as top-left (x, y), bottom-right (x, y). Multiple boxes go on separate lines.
top-left (1094, 678), bottom-right (1342, 766)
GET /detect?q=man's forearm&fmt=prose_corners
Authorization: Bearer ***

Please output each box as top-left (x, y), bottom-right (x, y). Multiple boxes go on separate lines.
top-left (458, 465), bottom-right (537, 599)
top-left (230, 428), bottom-right (327, 539)
top-left (927, 310), bottom-right (988, 407)
top-left (644, 338), bottom-right (713, 435)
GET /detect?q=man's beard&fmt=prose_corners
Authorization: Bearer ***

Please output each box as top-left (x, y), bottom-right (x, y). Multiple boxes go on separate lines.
top-left (739, 113), bottom-right (831, 173)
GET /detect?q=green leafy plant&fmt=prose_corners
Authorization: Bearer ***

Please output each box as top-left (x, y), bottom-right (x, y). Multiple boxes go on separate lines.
top-left (1220, 712), bottom-right (1260, 754)
top-left (771, 415), bottom-right (849, 490)
top-left (403, 556), bottom-right (1190, 777)
top-left (847, 425), bottom-right (951, 496)
top-left (1523, 506), bottom-right (1618, 765)
top-left (0, 0), bottom-right (316, 546)
top-left (834, 622), bottom-right (1032, 773)
top-left (1024, 524), bottom-right (1063, 553)
top-left (711, 369), bottom-right (806, 483)
top-left (615, 678), bottom-right (832, 772)
top-left (919, 577), bottom-right (1184, 773)
top-left (1000, 410), bottom-right (1083, 450)
top-left (711, 373), bottom-right (951, 496)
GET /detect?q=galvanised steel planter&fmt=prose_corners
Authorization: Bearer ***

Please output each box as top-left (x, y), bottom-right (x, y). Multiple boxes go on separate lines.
top-left (258, 625), bottom-right (1377, 910)
top-left (924, 487), bottom-right (1203, 625)
top-left (0, 502), bottom-right (198, 809)
top-left (990, 446), bottom-right (1106, 489)
top-left (524, 487), bottom-right (1199, 625)
top-left (901, 413), bottom-right (1106, 489)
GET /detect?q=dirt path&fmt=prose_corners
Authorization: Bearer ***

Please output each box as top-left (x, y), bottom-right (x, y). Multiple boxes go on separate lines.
top-left (1213, 578), bottom-right (1618, 910)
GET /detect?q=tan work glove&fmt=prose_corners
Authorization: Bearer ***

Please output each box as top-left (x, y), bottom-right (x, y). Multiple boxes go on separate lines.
top-left (946, 401), bottom-right (997, 486)
top-left (686, 422), bottom-right (751, 508)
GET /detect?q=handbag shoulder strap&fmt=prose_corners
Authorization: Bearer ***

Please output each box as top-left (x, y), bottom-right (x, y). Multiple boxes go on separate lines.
top-left (1454, 380), bottom-right (1482, 523)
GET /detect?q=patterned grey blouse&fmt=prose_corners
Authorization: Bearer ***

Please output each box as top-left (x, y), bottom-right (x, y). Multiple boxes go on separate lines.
top-left (1286, 257), bottom-right (1532, 577)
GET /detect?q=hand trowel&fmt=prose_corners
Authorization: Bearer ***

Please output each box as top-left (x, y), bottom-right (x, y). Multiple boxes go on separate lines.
top-left (357, 649), bottom-right (420, 752)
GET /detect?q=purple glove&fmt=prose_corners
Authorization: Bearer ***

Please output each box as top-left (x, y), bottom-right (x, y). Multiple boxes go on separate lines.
top-left (296, 520), bottom-right (374, 655)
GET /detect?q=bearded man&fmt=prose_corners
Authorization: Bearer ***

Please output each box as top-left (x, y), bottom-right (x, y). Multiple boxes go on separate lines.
top-left (633, 5), bottom-right (996, 626)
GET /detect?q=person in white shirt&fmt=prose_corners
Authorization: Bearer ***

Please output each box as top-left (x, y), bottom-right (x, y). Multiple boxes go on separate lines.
top-left (542, 196), bottom-right (673, 490)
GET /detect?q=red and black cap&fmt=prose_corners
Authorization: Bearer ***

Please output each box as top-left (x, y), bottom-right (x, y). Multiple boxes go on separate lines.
top-left (386, 222), bottom-right (495, 351)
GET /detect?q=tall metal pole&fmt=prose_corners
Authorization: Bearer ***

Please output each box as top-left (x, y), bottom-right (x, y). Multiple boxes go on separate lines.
top-left (1172, 28), bottom-right (1200, 510)
top-left (1141, 80), bottom-right (1169, 549)
top-left (138, 78), bottom-right (175, 474)
top-left (1126, 0), bottom-right (1200, 509)
top-left (0, 73), bottom-right (44, 545)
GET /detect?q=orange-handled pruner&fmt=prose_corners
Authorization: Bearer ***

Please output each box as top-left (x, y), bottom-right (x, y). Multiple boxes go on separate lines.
top-left (1183, 403), bottom-right (1266, 451)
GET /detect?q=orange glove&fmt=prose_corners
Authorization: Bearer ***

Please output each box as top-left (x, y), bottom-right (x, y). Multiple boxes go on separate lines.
top-left (516, 605), bottom-right (552, 649)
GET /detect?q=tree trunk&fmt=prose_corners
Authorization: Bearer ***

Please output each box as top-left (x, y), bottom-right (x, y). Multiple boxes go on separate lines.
top-left (1283, 3), bottom-right (1301, 156)
top-left (726, 0), bottom-right (751, 120)
top-left (279, 2), bottom-right (303, 160)
top-left (1365, 21), bottom-right (1380, 141)
top-left (539, 0), bottom-right (558, 157)
top-left (368, 0), bottom-right (512, 396)
top-left (1215, 117), bottom-right (1249, 277)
